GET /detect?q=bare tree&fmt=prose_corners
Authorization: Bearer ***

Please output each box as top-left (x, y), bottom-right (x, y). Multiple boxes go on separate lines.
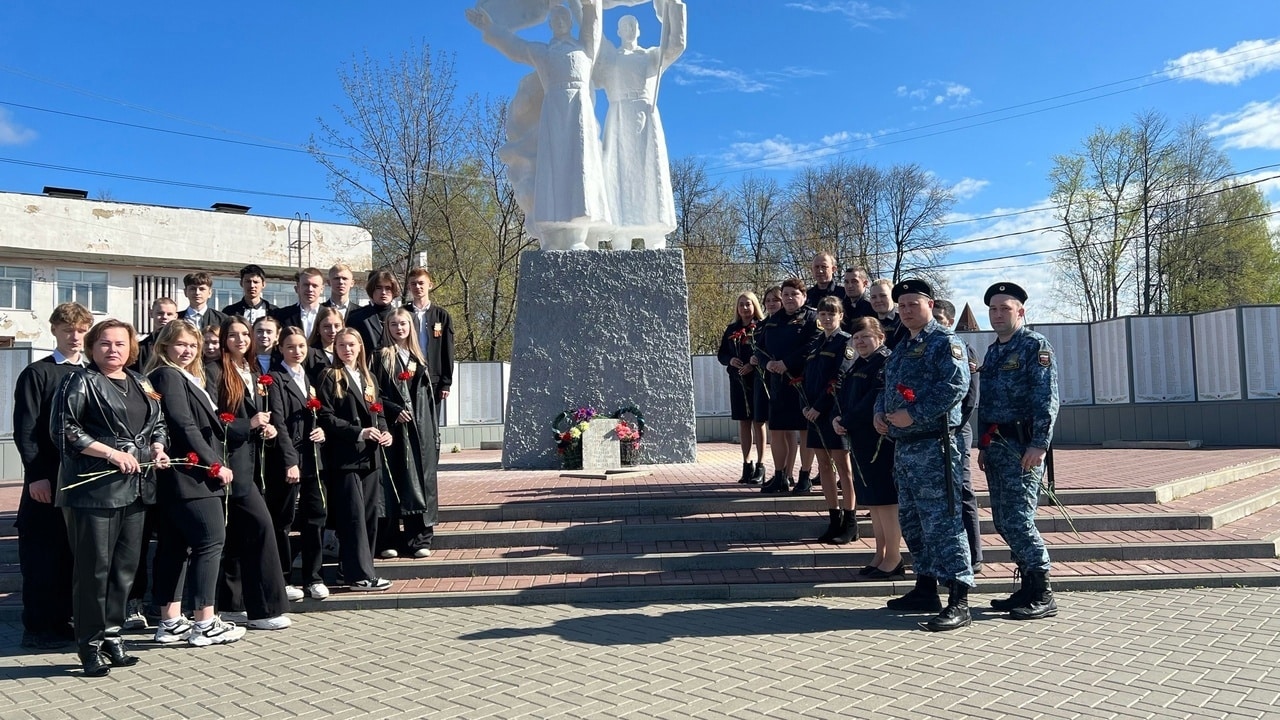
top-left (878, 163), bottom-right (953, 289)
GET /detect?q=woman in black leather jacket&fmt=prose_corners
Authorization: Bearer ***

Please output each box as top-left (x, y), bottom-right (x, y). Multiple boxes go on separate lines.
top-left (53, 319), bottom-right (169, 677)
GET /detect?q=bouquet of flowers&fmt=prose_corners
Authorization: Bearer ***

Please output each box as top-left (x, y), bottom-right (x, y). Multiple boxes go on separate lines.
top-left (610, 405), bottom-right (646, 466)
top-left (552, 406), bottom-right (597, 470)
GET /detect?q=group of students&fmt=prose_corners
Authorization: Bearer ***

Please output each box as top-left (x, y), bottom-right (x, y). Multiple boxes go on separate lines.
top-left (14, 263), bottom-right (455, 676)
top-left (717, 257), bottom-right (980, 583)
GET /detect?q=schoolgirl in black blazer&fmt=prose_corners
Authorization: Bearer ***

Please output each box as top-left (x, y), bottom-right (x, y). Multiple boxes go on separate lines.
top-left (206, 316), bottom-right (291, 628)
top-left (316, 327), bottom-right (393, 591)
top-left (146, 321), bottom-right (246, 646)
top-left (266, 326), bottom-right (329, 599)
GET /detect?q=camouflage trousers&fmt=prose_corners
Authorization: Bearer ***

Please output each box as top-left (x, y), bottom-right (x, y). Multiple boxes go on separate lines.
top-left (982, 437), bottom-right (1051, 573)
top-left (894, 433), bottom-right (974, 588)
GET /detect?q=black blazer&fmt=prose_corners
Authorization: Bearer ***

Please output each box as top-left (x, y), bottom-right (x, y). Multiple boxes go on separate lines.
top-left (205, 361), bottom-right (272, 498)
top-left (222, 298), bottom-right (278, 320)
top-left (317, 367), bottom-right (387, 474)
top-left (148, 366), bottom-right (227, 502)
top-left (14, 356), bottom-right (83, 487)
top-left (132, 334), bottom-right (157, 373)
top-left (303, 346), bottom-right (333, 385)
top-left (271, 303), bottom-right (314, 333)
top-left (345, 303), bottom-right (392, 357)
top-left (323, 297), bottom-right (356, 319)
top-left (266, 365), bottom-right (323, 478)
top-left (53, 366), bottom-right (167, 509)
top-left (182, 307), bottom-right (229, 333)
top-left (416, 304), bottom-right (455, 395)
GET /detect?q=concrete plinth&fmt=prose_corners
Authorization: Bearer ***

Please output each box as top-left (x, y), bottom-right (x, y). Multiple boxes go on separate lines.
top-left (502, 249), bottom-right (697, 469)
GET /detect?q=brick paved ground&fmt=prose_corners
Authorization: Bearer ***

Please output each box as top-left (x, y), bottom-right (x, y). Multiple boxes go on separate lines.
top-left (2, 587), bottom-right (1279, 719)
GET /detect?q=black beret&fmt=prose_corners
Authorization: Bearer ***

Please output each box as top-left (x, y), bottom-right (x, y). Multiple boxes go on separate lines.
top-left (891, 278), bottom-right (933, 302)
top-left (984, 282), bottom-right (1028, 305)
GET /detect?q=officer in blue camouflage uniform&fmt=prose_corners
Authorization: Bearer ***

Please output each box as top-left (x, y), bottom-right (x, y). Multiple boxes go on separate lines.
top-left (874, 279), bottom-right (973, 631)
top-left (978, 281), bottom-right (1059, 621)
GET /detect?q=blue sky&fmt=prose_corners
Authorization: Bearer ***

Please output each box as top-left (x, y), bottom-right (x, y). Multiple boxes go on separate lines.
top-left (2, 1), bottom-right (1279, 324)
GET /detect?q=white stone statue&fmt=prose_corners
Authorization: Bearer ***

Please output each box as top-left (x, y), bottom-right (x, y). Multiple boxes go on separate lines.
top-left (593, 0), bottom-right (685, 249)
top-left (467, 0), bottom-right (612, 251)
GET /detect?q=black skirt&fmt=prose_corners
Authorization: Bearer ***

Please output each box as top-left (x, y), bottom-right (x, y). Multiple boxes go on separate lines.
top-left (728, 370), bottom-right (763, 422)
top-left (767, 373), bottom-right (806, 431)
top-left (806, 410), bottom-right (844, 451)
top-left (847, 425), bottom-right (896, 506)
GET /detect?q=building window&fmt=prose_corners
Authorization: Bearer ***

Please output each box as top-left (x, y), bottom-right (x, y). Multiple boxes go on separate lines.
top-left (212, 277), bottom-right (311, 310)
top-left (56, 269), bottom-right (108, 313)
top-left (0, 266), bottom-right (33, 310)
top-left (211, 278), bottom-right (241, 312)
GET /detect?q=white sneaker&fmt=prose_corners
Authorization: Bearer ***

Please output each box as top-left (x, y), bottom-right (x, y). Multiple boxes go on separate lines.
top-left (351, 578), bottom-right (392, 592)
top-left (124, 599), bottom-right (150, 630)
top-left (189, 618), bottom-right (246, 647)
top-left (412, 548), bottom-right (432, 558)
top-left (306, 582), bottom-right (330, 600)
top-left (378, 548), bottom-right (399, 559)
top-left (246, 615), bottom-right (292, 630)
top-left (285, 585), bottom-right (305, 602)
top-left (154, 618), bottom-right (194, 644)
top-left (220, 611), bottom-right (249, 624)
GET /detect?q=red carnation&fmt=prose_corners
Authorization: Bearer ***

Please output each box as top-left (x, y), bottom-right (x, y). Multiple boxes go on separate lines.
top-left (980, 424), bottom-right (998, 449)
top-left (398, 371), bottom-right (412, 381)
top-left (207, 463), bottom-right (222, 478)
top-left (186, 452), bottom-right (200, 465)
top-left (258, 375), bottom-right (274, 386)
top-left (306, 398), bottom-right (322, 411)
top-left (826, 378), bottom-right (839, 395)
top-left (896, 384), bottom-right (916, 403)
top-left (219, 412), bottom-right (235, 424)
top-left (788, 375), bottom-right (804, 386)
top-left (369, 402), bottom-right (384, 415)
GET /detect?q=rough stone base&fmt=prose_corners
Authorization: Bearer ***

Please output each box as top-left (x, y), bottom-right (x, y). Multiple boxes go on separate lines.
top-left (502, 250), bottom-right (697, 469)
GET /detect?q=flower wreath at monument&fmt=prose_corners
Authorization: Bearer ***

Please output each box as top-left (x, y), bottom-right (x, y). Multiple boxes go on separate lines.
top-left (552, 405), bottom-right (646, 469)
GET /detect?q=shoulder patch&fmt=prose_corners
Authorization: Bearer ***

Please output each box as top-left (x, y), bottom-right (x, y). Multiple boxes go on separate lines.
top-left (845, 344), bottom-right (856, 360)
top-left (1038, 350), bottom-right (1052, 367)
top-left (951, 343), bottom-right (963, 360)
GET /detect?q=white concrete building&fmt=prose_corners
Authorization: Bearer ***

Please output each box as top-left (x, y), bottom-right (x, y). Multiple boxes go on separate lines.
top-left (0, 188), bottom-right (372, 351)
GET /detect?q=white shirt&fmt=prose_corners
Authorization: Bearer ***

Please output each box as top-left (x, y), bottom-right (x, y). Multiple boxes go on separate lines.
top-left (285, 364), bottom-right (308, 399)
top-left (344, 366), bottom-right (364, 395)
top-left (300, 305), bottom-right (319, 337)
top-left (51, 349), bottom-right (85, 366)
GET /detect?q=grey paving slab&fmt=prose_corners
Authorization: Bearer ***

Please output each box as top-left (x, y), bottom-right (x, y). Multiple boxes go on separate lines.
top-left (3, 588), bottom-right (1280, 719)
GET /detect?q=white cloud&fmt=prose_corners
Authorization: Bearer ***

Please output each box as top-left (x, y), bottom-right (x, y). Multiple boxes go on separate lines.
top-left (950, 177), bottom-right (990, 200)
top-left (939, 202), bottom-right (1079, 325)
top-left (1207, 99), bottom-right (1280, 150)
top-left (785, 1), bottom-right (903, 28)
top-left (895, 80), bottom-right (978, 110)
top-left (1164, 38), bottom-right (1280, 85)
top-left (669, 55), bottom-right (825, 93)
top-left (0, 109), bottom-right (36, 146)
top-left (1235, 170), bottom-right (1280, 236)
top-left (721, 130), bottom-right (875, 170)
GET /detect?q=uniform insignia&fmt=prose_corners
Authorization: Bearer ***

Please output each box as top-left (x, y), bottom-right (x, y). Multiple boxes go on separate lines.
top-left (1038, 350), bottom-right (1052, 367)
top-left (433, 322), bottom-right (443, 338)
top-left (1002, 358), bottom-right (1021, 370)
top-left (820, 351), bottom-right (836, 357)
top-left (907, 345), bottom-right (925, 358)
top-left (844, 345), bottom-right (856, 360)
top-left (951, 344), bottom-right (963, 360)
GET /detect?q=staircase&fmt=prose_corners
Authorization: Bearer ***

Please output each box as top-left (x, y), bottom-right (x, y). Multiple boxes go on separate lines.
top-left (3, 445), bottom-right (1280, 616)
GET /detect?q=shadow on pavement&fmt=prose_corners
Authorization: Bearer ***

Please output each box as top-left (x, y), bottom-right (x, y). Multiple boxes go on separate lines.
top-left (458, 604), bottom-right (934, 645)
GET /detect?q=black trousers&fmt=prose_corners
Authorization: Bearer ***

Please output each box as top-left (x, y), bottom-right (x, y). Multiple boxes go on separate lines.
top-left (63, 501), bottom-right (146, 658)
top-left (327, 469), bottom-right (381, 584)
top-left (127, 505), bottom-right (160, 603)
top-left (16, 496), bottom-right (73, 635)
top-left (152, 497), bottom-right (226, 610)
top-left (957, 423), bottom-right (984, 565)
top-left (217, 489), bottom-right (289, 620)
top-left (378, 514), bottom-right (435, 552)
top-left (265, 474), bottom-right (327, 586)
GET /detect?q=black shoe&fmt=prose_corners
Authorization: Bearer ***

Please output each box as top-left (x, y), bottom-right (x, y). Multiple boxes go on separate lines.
top-left (80, 652), bottom-right (110, 678)
top-left (858, 565), bottom-right (877, 577)
top-left (750, 463), bottom-right (766, 484)
top-left (830, 509), bottom-right (859, 544)
top-left (921, 584), bottom-right (972, 632)
top-left (972, 561), bottom-right (984, 575)
top-left (867, 561), bottom-right (906, 580)
top-left (1009, 571), bottom-right (1058, 620)
top-left (101, 639), bottom-right (140, 667)
top-left (816, 509), bottom-right (842, 543)
top-left (886, 575), bottom-right (941, 612)
top-left (990, 574), bottom-right (1030, 611)
top-left (738, 462), bottom-right (754, 483)
top-left (760, 472), bottom-right (788, 494)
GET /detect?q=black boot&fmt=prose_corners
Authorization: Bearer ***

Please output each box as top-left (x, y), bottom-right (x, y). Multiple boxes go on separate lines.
top-left (738, 462), bottom-right (754, 483)
top-left (791, 470), bottom-right (812, 494)
top-left (750, 462), bottom-right (766, 484)
top-left (990, 571), bottom-right (1030, 611)
top-left (816, 509), bottom-right (842, 543)
top-left (886, 574), bottom-right (942, 612)
top-left (80, 648), bottom-right (110, 677)
top-left (1009, 571), bottom-right (1058, 620)
top-left (760, 471), bottom-right (788, 494)
top-left (101, 638), bottom-right (140, 667)
top-left (922, 583), bottom-right (972, 632)
top-left (830, 509), bottom-right (859, 544)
